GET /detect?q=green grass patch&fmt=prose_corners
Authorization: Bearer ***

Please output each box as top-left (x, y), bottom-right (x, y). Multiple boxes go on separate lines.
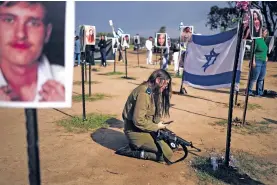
top-left (225, 101), bottom-right (263, 110)
top-left (191, 151), bottom-right (277, 185)
top-left (247, 103), bottom-right (263, 110)
top-left (73, 81), bottom-right (100, 85)
top-left (210, 119), bottom-right (272, 135)
top-left (72, 93), bottom-right (111, 102)
top-left (57, 113), bottom-right (115, 133)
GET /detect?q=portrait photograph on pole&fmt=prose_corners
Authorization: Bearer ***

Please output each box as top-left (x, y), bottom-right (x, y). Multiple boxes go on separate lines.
top-left (155, 33), bottom-right (168, 48)
top-left (121, 34), bottom-right (130, 48)
top-left (134, 35), bottom-right (140, 45)
top-left (0, 1), bottom-right (74, 108)
top-left (85, 25), bottom-right (96, 46)
top-left (180, 26), bottom-right (193, 43)
top-left (250, 9), bottom-right (263, 39)
top-left (242, 10), bottom-right (251, 40)
top-left (79, 25), bottom-right (96, 49)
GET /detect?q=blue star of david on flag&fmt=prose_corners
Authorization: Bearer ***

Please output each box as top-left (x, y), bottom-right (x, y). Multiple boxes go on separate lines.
top-left (202, 48), bottom-right (220, 72)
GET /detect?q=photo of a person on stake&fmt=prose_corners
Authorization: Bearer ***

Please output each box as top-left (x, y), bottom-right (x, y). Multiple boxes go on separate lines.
top-left (0, 1), bottom-right (66, 104)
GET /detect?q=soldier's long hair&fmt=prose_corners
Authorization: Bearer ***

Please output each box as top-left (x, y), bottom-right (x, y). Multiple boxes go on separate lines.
top-left (146, 69), bottom-right (172, 119)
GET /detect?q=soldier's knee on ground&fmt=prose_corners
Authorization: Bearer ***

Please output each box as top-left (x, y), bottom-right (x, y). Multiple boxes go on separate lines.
top-left (163, 148), bottom-right (173, 160)
top-left (159, 141), bottom-right (173, 160)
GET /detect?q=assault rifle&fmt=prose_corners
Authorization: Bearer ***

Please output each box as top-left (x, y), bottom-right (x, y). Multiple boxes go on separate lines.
top-left (156, 128), bottom-right (201, 165)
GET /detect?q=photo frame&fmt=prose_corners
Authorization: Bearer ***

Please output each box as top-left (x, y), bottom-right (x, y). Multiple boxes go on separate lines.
top-left (85, 25), bottom-right (96, 45)
top-left (121, 34), bottom-right (130, 48)
top-left (180, 26), bottom-right (193, 43)
top-left (0, 1), bottom-right (75, 108)
top-left (134, 35), bottom-right (140, 45)
top-left (112, 38), bottom-right (118, 53)
top-left (167, 37), bottom-right (171, 48)
top-left (242, 10), bottom-right (251, 40)
top-left (155, 33), bottom-right (168, 48)
top-left (250, 9), bottom-right (263, 39)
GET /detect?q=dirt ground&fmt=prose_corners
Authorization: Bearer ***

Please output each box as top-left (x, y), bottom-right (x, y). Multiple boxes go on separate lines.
top-left (1, 49), bottom-right (277, 185)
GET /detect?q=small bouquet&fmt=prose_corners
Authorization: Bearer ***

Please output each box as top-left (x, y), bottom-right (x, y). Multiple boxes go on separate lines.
top-left (236, 1), bottom-right (250, 11)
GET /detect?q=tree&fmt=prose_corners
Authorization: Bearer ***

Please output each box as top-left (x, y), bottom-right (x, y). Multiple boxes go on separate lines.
top-left (158, 26), bottom-right (166, 33)
top-left (206, 1), bottom-right (277, 36)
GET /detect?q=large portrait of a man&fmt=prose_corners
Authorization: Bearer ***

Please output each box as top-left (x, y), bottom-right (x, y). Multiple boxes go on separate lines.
top-left (0, 1), bottom-right (74, 108)
top-left (155, 33), bottom-right (167, 48)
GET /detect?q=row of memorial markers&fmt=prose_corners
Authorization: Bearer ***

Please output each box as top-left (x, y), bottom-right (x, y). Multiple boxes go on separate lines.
top-left (0, 1), bottom-right (275, 185)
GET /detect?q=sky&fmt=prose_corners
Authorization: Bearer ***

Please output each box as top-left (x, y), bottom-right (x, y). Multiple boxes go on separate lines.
top-left (75, 1), bottom-right (230, 38)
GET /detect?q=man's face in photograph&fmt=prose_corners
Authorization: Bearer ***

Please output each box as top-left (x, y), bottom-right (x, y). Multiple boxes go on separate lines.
top-left (0, 2), bottom-right (52, 66)
top-left (158, 34), bottom-right (165, 46)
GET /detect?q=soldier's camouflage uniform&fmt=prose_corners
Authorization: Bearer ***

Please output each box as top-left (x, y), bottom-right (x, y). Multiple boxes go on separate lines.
top-left (121, 83), bottom-right (173, 161)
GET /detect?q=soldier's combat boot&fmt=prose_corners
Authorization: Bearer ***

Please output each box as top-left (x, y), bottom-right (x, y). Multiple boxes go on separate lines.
top-left (141, 150), bottom-right (165, 163)
top-left (115, 144), bottom-right (142, 159)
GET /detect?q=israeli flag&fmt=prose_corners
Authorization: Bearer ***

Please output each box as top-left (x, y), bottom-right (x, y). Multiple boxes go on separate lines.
top-left (116, 28), bottom-right (124, 38)
top-left (182, 28), bottom-right (245, 90)
top-left (112, 28), bottom-right (124, 39)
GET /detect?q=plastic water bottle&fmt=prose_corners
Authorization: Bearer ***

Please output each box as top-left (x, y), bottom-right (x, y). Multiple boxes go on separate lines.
top-left (229, 155), bottom-right (238, 168)
top-left (211, 156), bottom-right (218, 171)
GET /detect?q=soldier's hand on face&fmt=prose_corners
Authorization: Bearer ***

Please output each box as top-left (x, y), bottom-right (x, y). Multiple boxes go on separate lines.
top-left (0, 85), bottom-right (19, 101)
top-left (157, 121), bottom-right (167, 129)
top-left (39, 80), bottom-right (65, 102)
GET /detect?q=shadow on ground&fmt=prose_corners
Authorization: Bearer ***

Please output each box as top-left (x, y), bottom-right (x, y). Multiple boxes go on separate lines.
top-left (172, 91), bottom-right (227, 105)
top-left (91, 128), bottom-right (128, 151)
top-left (91, 118), bottom-right (126, 151)
top-left (73, 91), bottom-right (81, 95)
top-left (263, 117), bottom-right (277, 124)
top-left (128, 81), bottom-right (141, 86)
top-left (120, 76), bottom-right (137, 80)
top-left (53, 108), bottom-right (74, 118)
top-left (105, 118), bottom-right (124, 129)
top-left (171, 106), bottom-right (226, 120)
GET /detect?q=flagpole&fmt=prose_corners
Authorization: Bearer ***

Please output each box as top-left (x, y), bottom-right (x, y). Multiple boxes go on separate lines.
top-left (224, 10), bottom-right (244, 167)
top-left (242, 39), bottom-right (256, 125)
top-left (178, 22), bottom-right (188, 95)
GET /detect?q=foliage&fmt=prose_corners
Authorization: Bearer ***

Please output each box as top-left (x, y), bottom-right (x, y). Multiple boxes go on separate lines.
top-left (158, 26), bottom-right (166, 33)
top-left (206, 3), bottom-right (239, 32)
top-left (206, 1), bottom-right (277, 35)
top-left (72, 93), bottom-right (111, 102)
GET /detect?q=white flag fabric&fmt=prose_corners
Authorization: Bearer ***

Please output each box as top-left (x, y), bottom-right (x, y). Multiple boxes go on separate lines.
top-left (182, 28), bottom-right (245, 90)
